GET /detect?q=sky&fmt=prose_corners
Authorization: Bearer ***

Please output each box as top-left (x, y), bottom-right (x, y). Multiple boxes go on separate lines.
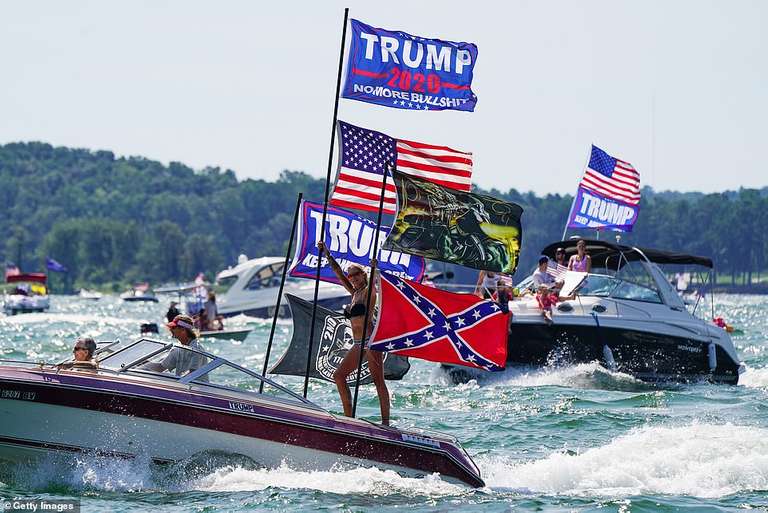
top-left (1, 0), bottom-right (766, 195)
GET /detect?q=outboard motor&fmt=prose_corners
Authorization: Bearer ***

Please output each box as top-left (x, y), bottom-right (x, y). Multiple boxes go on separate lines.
top-left (140, 322), bottom-right (159, 334)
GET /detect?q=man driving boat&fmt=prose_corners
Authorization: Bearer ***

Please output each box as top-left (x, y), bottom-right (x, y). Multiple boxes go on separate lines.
top-left (143, 314), bottom-right (208, 378)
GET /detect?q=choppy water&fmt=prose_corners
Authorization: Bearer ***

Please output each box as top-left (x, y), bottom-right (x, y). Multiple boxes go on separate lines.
top-left (1, 294), bottom-right (767, 512)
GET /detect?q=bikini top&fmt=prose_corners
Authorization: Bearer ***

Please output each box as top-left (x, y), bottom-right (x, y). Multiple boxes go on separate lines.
top-left (344, 303), bottom-right (367, 319)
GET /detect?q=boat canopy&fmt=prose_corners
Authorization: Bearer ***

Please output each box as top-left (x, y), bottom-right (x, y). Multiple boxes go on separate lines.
top-left (541, 240), bottom-right (714, 269)
top-left (6, 273), bottom-right (47, 284)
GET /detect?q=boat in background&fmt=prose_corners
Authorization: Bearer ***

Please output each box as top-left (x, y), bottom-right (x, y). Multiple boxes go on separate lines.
top-left (78, 289), bottom-right (103, 301)
top-left (0, 338), bottom-right (484, 487)
top-left (216, 255), bottom-right (348, 318)
top-left (3, 273), bottom-right (50, 315)
top-left (120, 283), bottom-right (159, 303)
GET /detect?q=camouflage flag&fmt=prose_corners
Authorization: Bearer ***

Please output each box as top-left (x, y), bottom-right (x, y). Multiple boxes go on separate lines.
top-left (384, 171), bottom-right (523, 274)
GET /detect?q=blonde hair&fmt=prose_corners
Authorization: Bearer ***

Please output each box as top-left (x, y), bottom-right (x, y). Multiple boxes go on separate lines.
top-left (347, 264), bottom-right (368, 288)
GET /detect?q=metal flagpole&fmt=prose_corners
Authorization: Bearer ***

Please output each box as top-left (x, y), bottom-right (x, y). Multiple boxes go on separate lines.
top-left (304, 7), bottom-right (349, 398)
top-left (260, 192), bottom-right (303, 393)
top-left (561, 195), bottom-right (577, 241)
top-left (561, 145), bottom-right (593, 241)
top-left (351, 168), bottom-right (389, 418)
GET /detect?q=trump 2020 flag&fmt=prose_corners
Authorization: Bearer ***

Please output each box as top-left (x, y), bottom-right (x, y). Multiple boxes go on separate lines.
top-left (384, 171), bottom-right (523, 274)
top-left (369, 273), bottom-right (508, 371)
top-left (567, 145), bottom-right (641, 232)
top-left (330, 121), bottom-right (473, 214)
top-left (289, 200), bottom-right (425, 284)
top-left (46, 257), bottom-right (67, 273)
top-left (269, 294), bottom-right (410, 384)
top-left (343, 19), bottom-right (478, 112)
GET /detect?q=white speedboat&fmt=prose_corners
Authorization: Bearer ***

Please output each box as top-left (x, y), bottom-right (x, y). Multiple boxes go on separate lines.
top-left (445, 240), bottom-right (744, 385)
top-left (78, 289), bottom-right (103, 301)
top-left (0, 338), bottom-right (484, 487)
top-left (3, 273), bottom-right (50, 315)
top-left (216, 256), bottom-right (348, 318)
top-left (121, 284), bottom-right (159, 303)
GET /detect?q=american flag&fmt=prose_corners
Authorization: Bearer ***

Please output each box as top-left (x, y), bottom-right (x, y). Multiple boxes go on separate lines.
top-left (546, 262), bottom-right (568, 280)
top-left (580, 145), bottom-right (640, 205)
top-left (330, 121), bottom-right (473, 214)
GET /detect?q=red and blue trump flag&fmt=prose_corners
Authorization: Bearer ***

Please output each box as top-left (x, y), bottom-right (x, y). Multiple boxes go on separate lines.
top-left (369, 273), bottom-right (508, 371)
top-left (567, 145), bottom-right (641, 232)
top-left (342, 19), bottom-right (478, 112)
top-left (289, 201), bottom-right (425, 285)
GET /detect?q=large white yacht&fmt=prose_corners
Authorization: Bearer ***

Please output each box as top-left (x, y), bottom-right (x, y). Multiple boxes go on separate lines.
top-left (445, 240), bottom-right (744, 385)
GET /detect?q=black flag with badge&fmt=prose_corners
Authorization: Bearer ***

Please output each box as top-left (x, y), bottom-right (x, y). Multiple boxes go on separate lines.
top-left (269, 294), bottom-right (410, 384)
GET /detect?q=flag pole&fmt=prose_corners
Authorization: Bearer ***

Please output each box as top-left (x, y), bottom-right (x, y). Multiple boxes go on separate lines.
top-left (351, 167), bottom-right (389, 419)
top-left (561, 195), bottom-right (577, 241)
top-left (561, 145), bottom-right (593, 241)
top-left (260, 192), bottom-right (303, 393)
top-left (304, 7), bottom-right (349, 398)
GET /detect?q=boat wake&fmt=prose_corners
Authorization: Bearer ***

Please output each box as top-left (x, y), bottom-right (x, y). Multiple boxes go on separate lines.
top-left (737, 365), bottom-right (768, 388)
top-left (440, 362), bottom-right (654, 392)
top-left (0, 312), bottom-right (137, 328)
top-left (1, 453), bottom-right (466, 497)
top-left (191, 463), bottom-right (465, 495)
top-left (480, 423), bottom-right (768, 498)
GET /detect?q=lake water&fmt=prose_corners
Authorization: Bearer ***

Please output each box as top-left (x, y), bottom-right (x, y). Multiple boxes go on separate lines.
top-left (1, 294), bottom-right (767, 512)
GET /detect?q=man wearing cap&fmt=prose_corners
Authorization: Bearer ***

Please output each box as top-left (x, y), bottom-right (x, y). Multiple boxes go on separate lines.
top-left (58, 336), bottom-right (98, 370)
top-left (143, 314), bottom-right (208, 379)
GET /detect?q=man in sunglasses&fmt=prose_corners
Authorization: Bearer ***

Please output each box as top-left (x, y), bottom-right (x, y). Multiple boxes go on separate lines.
top-left (58, 336), bottom-right (98, 370)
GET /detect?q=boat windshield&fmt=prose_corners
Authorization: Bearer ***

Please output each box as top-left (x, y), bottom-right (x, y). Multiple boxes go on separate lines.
top-left (579, 260), bottom-right (663, 303)
top-left (245, 263), bottom-right (284, 291)
top-left (98, 338), bottom-right (316, 407)
top-left (215, 275), bottom-right (239, 295)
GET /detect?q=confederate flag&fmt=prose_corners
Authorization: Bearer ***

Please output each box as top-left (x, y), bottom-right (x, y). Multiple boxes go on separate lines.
top-left (369, 273), bottom-right (508, 371)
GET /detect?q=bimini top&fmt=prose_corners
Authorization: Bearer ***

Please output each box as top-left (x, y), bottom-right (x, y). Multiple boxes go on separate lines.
top-left (541, 239), bottom-right (714, 269)
top-left (6, 273), bottom-right (47, 284)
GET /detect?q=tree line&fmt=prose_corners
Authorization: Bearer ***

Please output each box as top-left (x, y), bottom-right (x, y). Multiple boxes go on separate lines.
top-left (1, 142), bottom-right (766, 292)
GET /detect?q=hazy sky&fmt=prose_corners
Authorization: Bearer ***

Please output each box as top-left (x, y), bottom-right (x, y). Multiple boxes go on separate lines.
top-left (1, 1), bottom-right (766, 195)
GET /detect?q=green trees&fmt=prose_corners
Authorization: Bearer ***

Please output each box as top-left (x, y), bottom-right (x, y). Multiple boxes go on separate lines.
top-left (1, 141), bottom-right (766, 290)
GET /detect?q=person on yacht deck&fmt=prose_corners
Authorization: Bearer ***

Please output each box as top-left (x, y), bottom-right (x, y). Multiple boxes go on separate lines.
top-left (555, 247), bottom-right (567, 268)
top-left (474, 270), bottom-right (498, 299)
top-left (568, 239), bottom-right (592, 273)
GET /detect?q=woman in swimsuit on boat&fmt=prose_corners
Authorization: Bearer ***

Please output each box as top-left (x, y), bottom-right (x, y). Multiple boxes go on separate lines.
top-left (568, 239), bottom-right (592, 273)
top-left (318, 241), bottom-right (390, 425)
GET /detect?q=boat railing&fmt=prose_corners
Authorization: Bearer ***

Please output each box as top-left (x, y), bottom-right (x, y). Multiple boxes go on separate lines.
top-left (100, 337), bottom-right (319, 408)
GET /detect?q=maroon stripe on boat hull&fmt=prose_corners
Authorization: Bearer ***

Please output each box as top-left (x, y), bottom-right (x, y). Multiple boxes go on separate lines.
top-left (0, 435), bottom-right (175, 464)
top-left (0, 378), bottom-right (484, 487)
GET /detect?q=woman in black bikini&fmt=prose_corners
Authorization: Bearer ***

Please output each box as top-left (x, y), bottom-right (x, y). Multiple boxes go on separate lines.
top-left (318, 241), bottom-right (390, 425)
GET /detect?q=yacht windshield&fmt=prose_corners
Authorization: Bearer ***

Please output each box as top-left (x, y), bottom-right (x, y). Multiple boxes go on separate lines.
top-left (577, 260), bottom-right (663, 304)
top-left (215, 275), bottom-right (239, 295)
top-left (245, 263), bottom-right (284, 290)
